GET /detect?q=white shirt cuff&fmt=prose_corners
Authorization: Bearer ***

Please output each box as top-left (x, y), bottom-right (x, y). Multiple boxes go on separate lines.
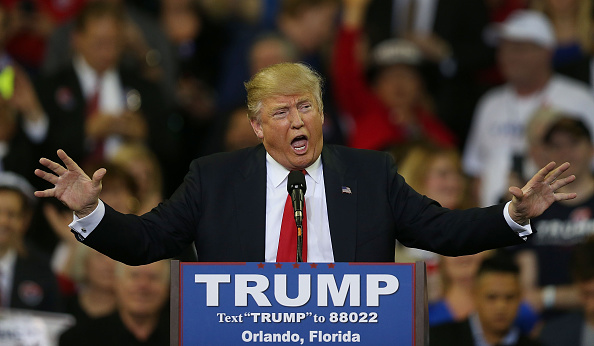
top-left (22, 113), bottom-right (49, 143)
top-left (68, 200), bottom-right (105, 241)
top-left (503, 201), bottom-right (533, 239)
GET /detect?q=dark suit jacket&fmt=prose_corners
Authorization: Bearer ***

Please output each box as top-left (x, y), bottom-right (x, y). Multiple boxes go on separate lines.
top-left (539, 312), bottom-right (584, 346)
top-left (430, 319), bottom-right (542, 346)
top-left (83, 144), bottom-right (524, 265)
top-left (9, 254), bottom-right (62, 312)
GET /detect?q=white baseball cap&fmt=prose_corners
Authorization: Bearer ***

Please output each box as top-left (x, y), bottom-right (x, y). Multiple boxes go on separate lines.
top-left (372, 39), bottom-right (422, 67)
top-left (0, 171), bottom-right (36, 207)
top-left (499, 10), bottom-right (555, 48)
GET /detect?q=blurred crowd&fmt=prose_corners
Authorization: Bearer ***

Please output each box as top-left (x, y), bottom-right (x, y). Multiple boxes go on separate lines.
top-left (0, 0), bottom-right (594, 344)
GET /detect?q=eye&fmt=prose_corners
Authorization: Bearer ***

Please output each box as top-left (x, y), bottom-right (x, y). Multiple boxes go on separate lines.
top-left (299, 103), bottom-right (312, 111)
top-left (273, 109), bottom-right (288, 117)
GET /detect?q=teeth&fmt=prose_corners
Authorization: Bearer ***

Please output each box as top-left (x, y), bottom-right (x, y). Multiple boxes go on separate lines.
top-left (295, 145), bottom-right (305, 150)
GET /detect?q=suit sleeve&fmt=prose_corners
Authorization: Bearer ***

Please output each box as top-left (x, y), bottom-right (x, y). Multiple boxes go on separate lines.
top-left (82, 160), bottom-right (202, 265)
top-left (387, 154), bottom-right (524, 256)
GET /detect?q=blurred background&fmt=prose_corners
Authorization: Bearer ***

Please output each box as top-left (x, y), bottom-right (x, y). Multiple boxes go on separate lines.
top-left (0, 0), bottom-right (593, 344)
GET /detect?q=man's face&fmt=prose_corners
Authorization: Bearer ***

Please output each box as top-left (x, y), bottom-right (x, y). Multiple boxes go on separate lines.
top-left (497, 40), bottom-right (551, 88)
top-left (373, 65), bottom-right (422, 111)
top-left (544, 131), bottom-right (593, 179)
top-left (74, 16), bottom-right (123, 74)
top-left (250, 93), bottom-right (324, 170)
top-left (474, 272), bottom-right (521, 336)
top-left (0, 190), bottom-right (26, 251)
top-left (116, 261), bottom-right (169, 318)
top-left (579, 278), bottom-right (594, 325)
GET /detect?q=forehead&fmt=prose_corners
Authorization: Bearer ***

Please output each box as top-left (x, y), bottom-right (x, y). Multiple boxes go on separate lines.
top-left (262, 93), bottom-right (315, 107)
top-left (0, 189), bottom-right (25, 209)
top-left (476, 272), bottom-right (519, 291)
top-left (499, 39), bottom-right (547, 52)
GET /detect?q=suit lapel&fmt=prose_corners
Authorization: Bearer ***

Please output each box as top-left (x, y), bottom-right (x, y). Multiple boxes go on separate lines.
top-left (322, 146), bottom-right (357, 262)
top-left (234, 145), bottom-right (267, 261)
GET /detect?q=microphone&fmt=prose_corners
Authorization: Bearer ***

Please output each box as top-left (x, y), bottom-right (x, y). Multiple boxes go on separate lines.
top-left (287, 170), bottom-right (306, 262)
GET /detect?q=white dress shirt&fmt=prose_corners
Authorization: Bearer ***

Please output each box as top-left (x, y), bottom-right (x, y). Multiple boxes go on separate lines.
top-left (264, 153), bottom-right (334, 262)
top-left (69, 151), bottom-right (532, 259)
top-left (73, 55), bottom-right (126, 159)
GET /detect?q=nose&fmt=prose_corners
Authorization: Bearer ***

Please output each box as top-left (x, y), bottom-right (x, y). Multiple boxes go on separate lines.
top-left (289, 107), bottom-right (304, 129)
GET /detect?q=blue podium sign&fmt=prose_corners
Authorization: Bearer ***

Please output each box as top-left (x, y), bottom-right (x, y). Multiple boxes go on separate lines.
top-left (170, 262), bottom-right (427, 345)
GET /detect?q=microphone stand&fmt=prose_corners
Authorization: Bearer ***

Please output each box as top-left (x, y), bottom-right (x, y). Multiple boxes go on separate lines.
top-left (297, 224), bottom-right (303, 263)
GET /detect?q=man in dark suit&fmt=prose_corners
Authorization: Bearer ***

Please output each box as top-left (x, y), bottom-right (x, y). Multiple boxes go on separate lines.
top-left (36, 2), bottom-right (180, 194)
top-left (33, 62), bottom-right (575, 265)
top-left (0, 172), bottom-right (61, 312)
top-left (430, 256), bottom-right (541, 346)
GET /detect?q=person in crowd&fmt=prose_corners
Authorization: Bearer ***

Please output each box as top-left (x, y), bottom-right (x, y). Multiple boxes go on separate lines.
top-left (362, 0), bottom-right (497, 144)
top-left (539, 237), bottom-right (594, 346)
top-left (531, 0), bottom-right (593, 69)
top-left (63, 246), bottom-right (117, 324)
top-left (514, 110), bottom-right (594, 315)
top-left (35, 2), bottom-right (180, 193)
top-left (0, 4), bottom-right (48, 189)
top-left (216, 0), bottom-right (339, 114)
top-left (47, 162), bottom-right (138, 295)
top-left (333, 0), bottom-right (455, 151)
top-left (34, 62), bottom-right (574, 267)
top-left (393, 143), bottom-right (469, 301)
top-left (43, 0), bottom-right (177, 104)
top-left (222, 106), bottom-right (263, 152)
top-left (431, 255), bottom-right (542, 345)
top-left (430, 251), bottom-right (538, 335)
top-left (0, 171), bottom-right (61, 312)
top-left (59, 260), bottom-right (170, 345)
top-left (463, 10), bottom-right (594, 207)
top-left (111, 143), bottom-right (162, 216)
top-left (0, 0), bottom-right (86, 72)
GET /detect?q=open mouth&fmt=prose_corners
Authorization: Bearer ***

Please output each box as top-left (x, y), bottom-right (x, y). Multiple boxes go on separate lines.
top-left (291, 135), bottom-right (308, 153)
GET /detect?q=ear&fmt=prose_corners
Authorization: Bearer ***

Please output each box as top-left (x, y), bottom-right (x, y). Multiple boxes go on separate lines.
top-left (250, 117), bottom-right (264, 140)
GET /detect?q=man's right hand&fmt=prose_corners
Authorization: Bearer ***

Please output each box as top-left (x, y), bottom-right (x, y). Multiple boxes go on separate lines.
top-left (34, 149), bottom-right (106, 218)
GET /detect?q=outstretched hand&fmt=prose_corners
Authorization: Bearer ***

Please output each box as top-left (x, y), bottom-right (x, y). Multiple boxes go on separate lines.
top-left (34, 149), bottom-right (106, 218)
top-left (508, 162), bottom-right (576, 225)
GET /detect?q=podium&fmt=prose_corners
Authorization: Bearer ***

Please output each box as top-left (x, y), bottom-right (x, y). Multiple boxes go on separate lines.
top-left (170, 261), bottom-right (428, 345)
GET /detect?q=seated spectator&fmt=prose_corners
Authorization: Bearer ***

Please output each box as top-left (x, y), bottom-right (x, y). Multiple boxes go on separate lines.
top-left (64, 246), bottom-right (117, 325)
top-left (362, 0), bottom-right (498, 143)
top-left (333, 0), bottom-right (455, 151)
top-left (0, 171), bottom-right (61, 312)
top-left (43, 0), bottom-right (177, 104)
top-left (36, 2), bottom-right (179, 192)
top-left (431, 255), bottom-right (541, 346)
top-left (515, 111), bottom-right (594, 314)
top-left (111, 143), bottom-right (162, 215)
top-left (394, 143), bottom-right (469, 301)
top-left (59, 260), bottom-right (170, 345)
top-left (463, 10), bottom-right (594, 207)
top-left (429, 251), bottom-right (538, 335)
top-left (539, 237), bottom-right (594, 345)
top-left (48, 162), bottom-right (139, 294)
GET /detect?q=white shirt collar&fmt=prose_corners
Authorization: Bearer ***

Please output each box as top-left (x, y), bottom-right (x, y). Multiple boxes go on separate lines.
top-left (72, 55), bottom-right (118, 99)
top-left (266, 152), bottom-right (323, 188)
top-left (0, 248), bottom-right (17, 272)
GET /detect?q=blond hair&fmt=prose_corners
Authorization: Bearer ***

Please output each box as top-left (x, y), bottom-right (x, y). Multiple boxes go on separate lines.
top-left (244, 62), bottom-right (324, 120)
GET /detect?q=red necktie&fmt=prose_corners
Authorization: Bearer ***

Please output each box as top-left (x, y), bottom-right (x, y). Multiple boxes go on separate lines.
top-left (277, 171), bottom-right (308, 262)
top-left (86, 81), bottom-right (104, 162)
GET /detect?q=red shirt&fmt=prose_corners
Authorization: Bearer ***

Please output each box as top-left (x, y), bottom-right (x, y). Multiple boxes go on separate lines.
top-left (332, 27), bottom-right (456, 150)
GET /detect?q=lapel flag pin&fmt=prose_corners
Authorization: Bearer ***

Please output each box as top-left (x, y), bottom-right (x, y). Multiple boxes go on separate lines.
top-left (341, 186), bottom-right (352, 194)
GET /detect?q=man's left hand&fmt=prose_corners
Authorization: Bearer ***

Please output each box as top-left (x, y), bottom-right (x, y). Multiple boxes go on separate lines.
top-left (508, 162), bottom-right (576, 225)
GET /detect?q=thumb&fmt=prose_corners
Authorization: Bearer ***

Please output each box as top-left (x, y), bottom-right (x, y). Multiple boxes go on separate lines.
top-left (92, 168), bottom-right (107, 187)
top-left (509, 186), bottom-right (524, 200)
